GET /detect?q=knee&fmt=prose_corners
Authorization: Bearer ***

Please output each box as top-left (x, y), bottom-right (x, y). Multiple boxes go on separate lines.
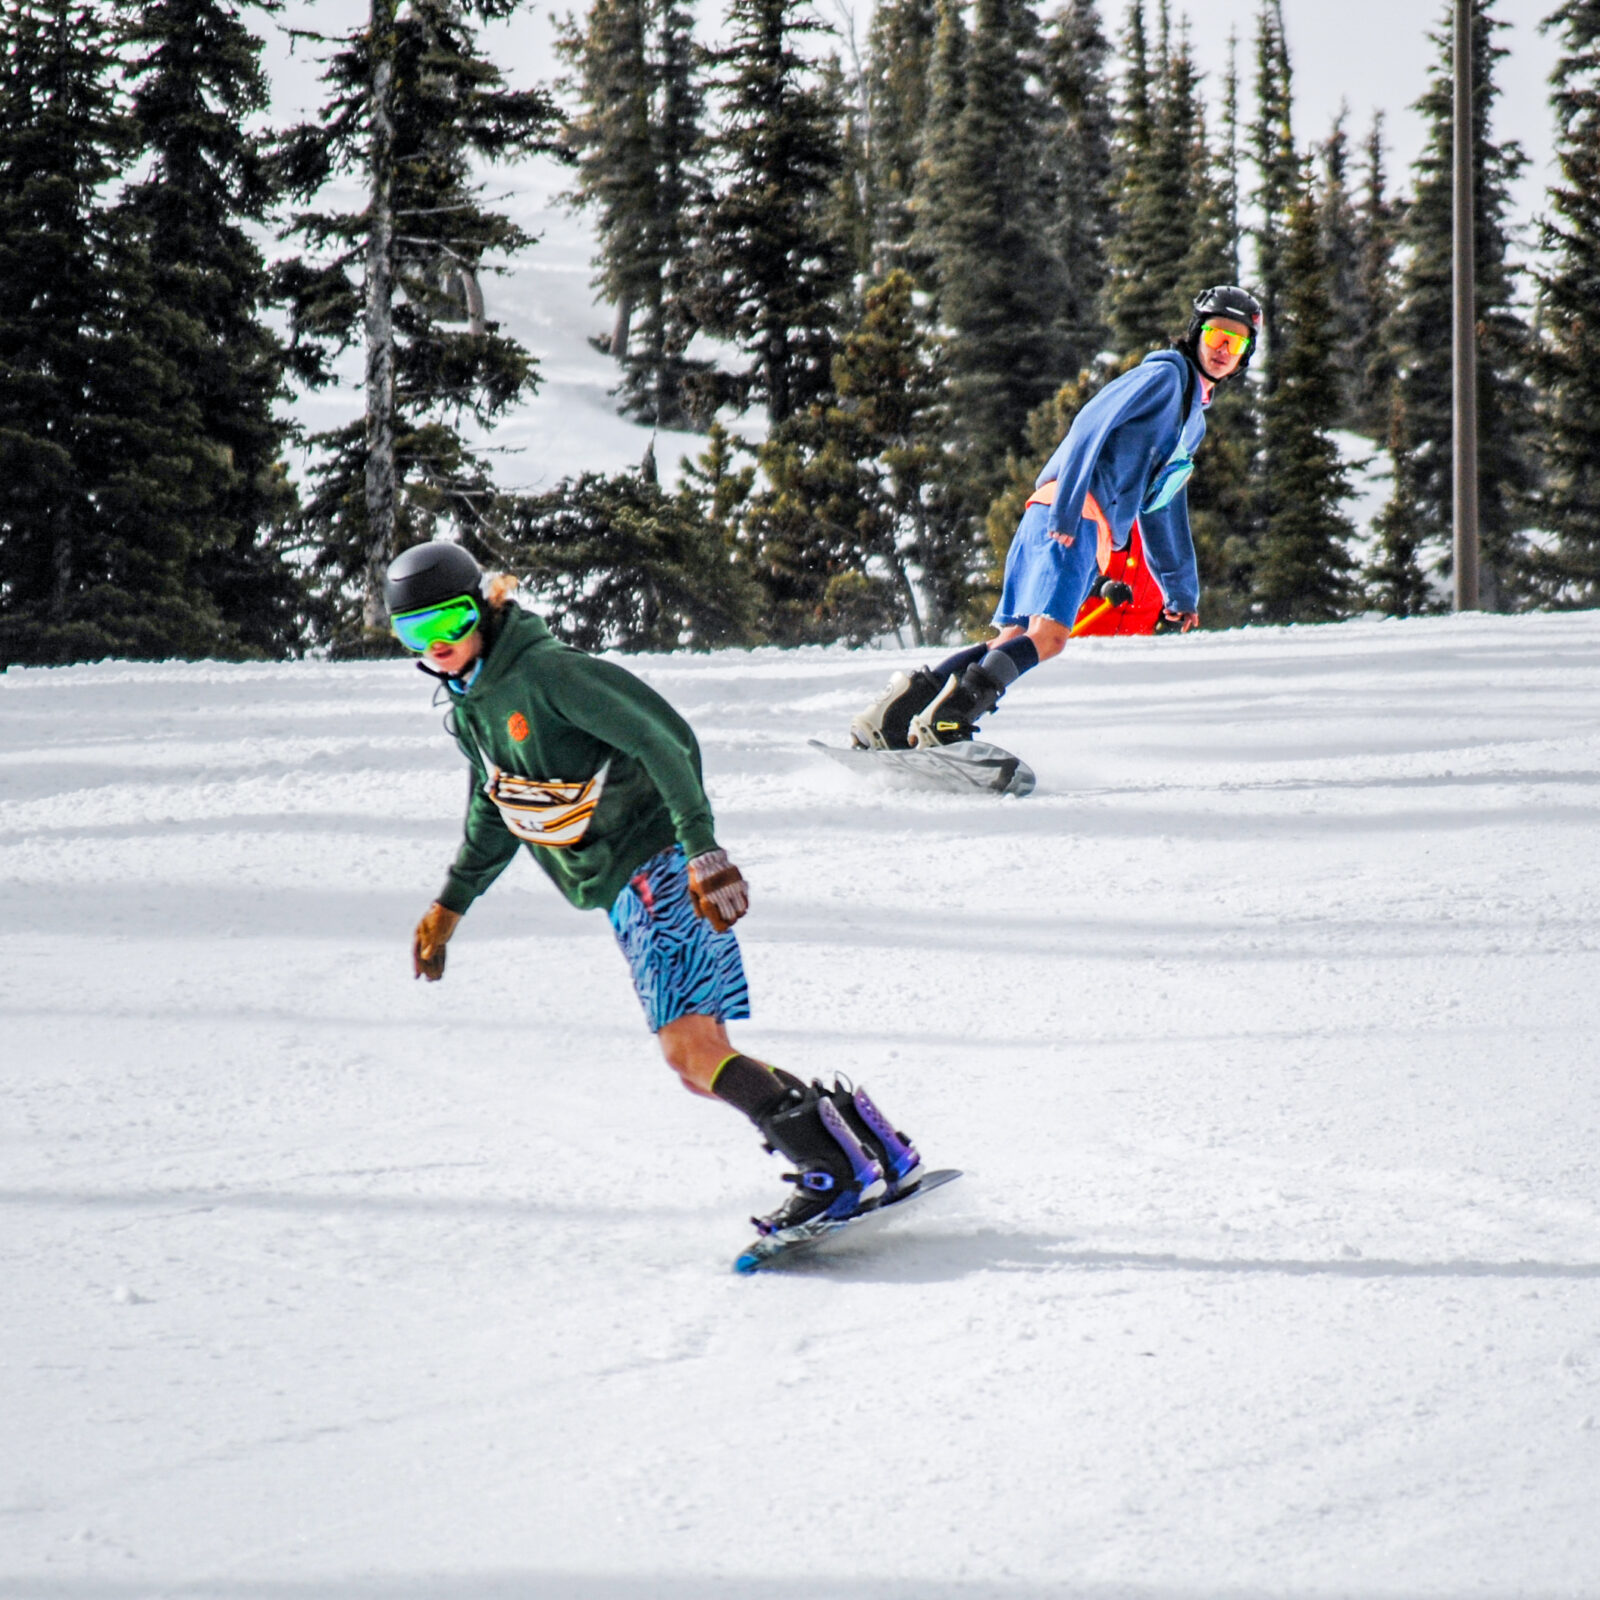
top-left (656, 1025), bottom-right (721, 1097)
top-left (1029, 619), bottom-right (1071, 659)
top-left (658, 1035), bottom-right (696, 1087)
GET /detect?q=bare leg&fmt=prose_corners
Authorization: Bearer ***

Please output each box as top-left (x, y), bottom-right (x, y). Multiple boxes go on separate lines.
top-left (989, 616), bottom-right (1072, 660)
top-left (656, 1011), bottom-right (746, 1098)
top-left (1023, 614), bottom-right (1072, 660)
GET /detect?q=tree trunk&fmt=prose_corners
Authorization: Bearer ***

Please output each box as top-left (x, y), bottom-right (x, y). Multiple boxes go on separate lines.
top-left (890, 553), bottom-right (925, 647)
top-left (610, 291), bottom-right (633, 360)
top-left (363, 0), bottom-right (399, 635)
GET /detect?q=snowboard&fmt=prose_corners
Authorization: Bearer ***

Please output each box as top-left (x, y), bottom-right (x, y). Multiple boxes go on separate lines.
top-left (733, 1168), bottom-right (963, 1274)
top-left (810, 737), bottom-right (1036, 798)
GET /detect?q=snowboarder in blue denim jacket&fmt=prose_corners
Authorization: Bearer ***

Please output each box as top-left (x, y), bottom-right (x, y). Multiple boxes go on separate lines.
top-left (852, 285), bottom-right (1263, 752)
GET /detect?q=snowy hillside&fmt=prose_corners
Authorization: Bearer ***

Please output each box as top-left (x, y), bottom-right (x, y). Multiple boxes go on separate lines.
top-left (5, 612), bottom-right (1600, 1596)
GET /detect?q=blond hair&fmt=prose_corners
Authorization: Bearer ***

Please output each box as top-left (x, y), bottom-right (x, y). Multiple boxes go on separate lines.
top-left (483, 572), bottom-right (521, 611)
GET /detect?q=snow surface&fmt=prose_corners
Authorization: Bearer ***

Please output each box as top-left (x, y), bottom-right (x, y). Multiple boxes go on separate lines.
top-left (6, 612), bottom-right (1600, 1597)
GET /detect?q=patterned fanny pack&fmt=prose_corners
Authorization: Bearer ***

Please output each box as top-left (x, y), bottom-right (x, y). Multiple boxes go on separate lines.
top-left (483, 759), bottom-right (610, 847)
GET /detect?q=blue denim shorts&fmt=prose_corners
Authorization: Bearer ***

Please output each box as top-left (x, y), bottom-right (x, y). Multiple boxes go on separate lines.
top-left (994, 500), bottom-right (1101, 627)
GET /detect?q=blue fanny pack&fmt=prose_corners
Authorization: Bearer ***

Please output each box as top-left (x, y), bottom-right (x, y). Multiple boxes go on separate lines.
top-left (1143, 446), bottom-right (1194, 513)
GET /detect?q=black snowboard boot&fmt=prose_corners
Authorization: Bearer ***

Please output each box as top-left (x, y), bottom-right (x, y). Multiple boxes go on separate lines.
top-left (754, 1081), bottom-right (886, 1235)
top-left (850, 667), bottom-right (943, 751)
top-left (826, 1079), bottom-right (922, 1200)
top-left (907, 663), bottom-right (1007, 747)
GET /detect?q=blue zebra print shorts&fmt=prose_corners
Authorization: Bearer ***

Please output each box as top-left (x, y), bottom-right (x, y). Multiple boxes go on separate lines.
top-left (609, 844), bottom-right (751, 1032)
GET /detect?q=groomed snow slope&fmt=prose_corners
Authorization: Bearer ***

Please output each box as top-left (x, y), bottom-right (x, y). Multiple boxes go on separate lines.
top-left (4, 612), bottom-right (1600, 1599)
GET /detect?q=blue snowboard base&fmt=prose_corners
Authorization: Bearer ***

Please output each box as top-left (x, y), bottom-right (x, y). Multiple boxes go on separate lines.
top-left (733, 1168), bottom-right (963, 1275)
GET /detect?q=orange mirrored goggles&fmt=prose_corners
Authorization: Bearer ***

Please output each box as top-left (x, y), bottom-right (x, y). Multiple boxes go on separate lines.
top-left (1199, 322), bottom-right (1252, 357)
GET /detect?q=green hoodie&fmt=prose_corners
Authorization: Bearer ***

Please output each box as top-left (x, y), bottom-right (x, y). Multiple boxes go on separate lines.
top-left (434, 605), bottom-right (720, 915)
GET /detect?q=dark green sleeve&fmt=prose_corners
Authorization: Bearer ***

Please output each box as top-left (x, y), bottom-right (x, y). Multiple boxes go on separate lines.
top-left (437, 760), bottom-right (520, 914)
top-left (545, 654), bottom-right (720, 859)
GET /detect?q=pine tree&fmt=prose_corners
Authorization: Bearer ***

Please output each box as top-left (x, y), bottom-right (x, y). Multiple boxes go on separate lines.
top-left (864, 0), bottom-right (937, 275)
top-left (1181, 29), bottom-right (1241, 293)
top-left (831, 269), bottom-right (969, 639)
top-left (1314, 109), bottom-right (1363, 429)
top-left (908, 0), bottom-right (967, 297)
top-left (1249, 0), bottom-right (1295, 393)
top-left (1102, 0), bottom-right (1170, 354)
top-left (1364, 389), bottom-right (1434, 615)
top-left (557, 0), bottom-right (706, 425)
top-left (0, 0), bottom-right (234, 664)
top-left (925, 0), bottom-right (1067, 496)
top-left (277, 0), bottom-right (563, 648)
top-left (118, 0), bottom-right (308, 656)
top-left (1381, 0), bottom-right (1536, 611)
top-left (501, 455), bottom-right (760, 650)
top-left (738, 410), bottom-right (902, 646)
top-left (1351, 111), bottom-right (1399, 436)
top-left (680, 420), bottom-right (755, 557)
top-left (1534, 0), bottom-right (1600, 602)
top-left (727, 273), bottom-right (951, 644)
top-left (1039, 0), bottom-right (1115, 375)
top-left (1253, 174), bottom-right (1355, 623)
top-left (688, 0), bottom-right (852, 425)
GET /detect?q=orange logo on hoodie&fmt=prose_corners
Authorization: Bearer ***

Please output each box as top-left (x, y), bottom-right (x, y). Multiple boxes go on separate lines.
top-left (507, 711), bottom-right (530, 743)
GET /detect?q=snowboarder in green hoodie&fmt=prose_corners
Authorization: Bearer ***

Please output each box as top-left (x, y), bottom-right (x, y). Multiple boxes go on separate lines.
top-left (386, 541), bottom-right (920, 1241)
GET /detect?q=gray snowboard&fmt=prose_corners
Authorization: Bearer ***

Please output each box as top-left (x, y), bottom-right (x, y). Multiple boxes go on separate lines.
top-left (810, 737), bottom-right (1036, 797)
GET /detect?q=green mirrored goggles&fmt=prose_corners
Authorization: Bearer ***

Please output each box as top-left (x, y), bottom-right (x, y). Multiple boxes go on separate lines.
top-left (390, 594), bottom-right (482, 653)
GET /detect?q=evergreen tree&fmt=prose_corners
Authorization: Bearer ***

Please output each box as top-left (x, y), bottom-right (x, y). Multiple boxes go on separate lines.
top-left (735, 271), bottom-right (961, 645)
top-left (1102, 0), bottom-right (1170, 353)
top-left (0, 0), bottom-right (233, 664)
top-left (1253, 175), bottom-right (1355, 622)
top-left (1380, 0), bottom-right (1536, 611)
top-left (908, 0), bottom-right (967, 297)
top-left (679, 421), bottom-right (755, 554)
top-left (864, 0), bottom-right (937, 275)
top-left (688, 0), bottom-right (852, 425)
top-left (1534, 0), bottom-right (1600, 602)
top-left (1314, 109), bottom-right (1364, 428)
top-left (118, 0), bottom-right (308, 656)
top-left (277, 0), bottom-right (563, 648)
top-left (1104, 4), bottom-right (1221, 354)
top-left (1351, 111), bottom-right (1399, 436)
top-left (924, 0), bottom-right (1066, 497)
top-left (831, 269), bottom-right (968, 639)
top-left (502, 455), bottom-right (760, 650)
top-left (1180, 29), bottom-right (1241, 293)
top-left (1249, 0), bottom-right (1295, 393)
top-left (557, 0), bottom-right (706, 425)
top-left (1364, 389), bottom-right (1434, 615)
top-left (1039, 0), bottom-right (1115, 374)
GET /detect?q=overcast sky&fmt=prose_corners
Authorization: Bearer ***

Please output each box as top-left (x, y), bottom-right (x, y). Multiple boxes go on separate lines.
top-left (1166, 0), bottom-right (1557, 235)
top-left (267, 0), bottom-right (1563, 240)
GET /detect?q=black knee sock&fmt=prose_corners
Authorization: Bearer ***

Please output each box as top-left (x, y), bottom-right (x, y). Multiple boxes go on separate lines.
top-left (931, 642), bottom-right (989, 681)
top-left (984, 635), bottom-right (1040, 679)
top-left (711, 1053), bottom-right (794, 1123)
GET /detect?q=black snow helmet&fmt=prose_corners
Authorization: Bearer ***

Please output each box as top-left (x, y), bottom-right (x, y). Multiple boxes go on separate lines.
top-left (383, 540), bottom-right (484, 616)
top-left (1180, 284), bottom-right (1265, 378)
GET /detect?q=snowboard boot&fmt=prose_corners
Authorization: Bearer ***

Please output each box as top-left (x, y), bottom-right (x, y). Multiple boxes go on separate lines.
top-left (850, 667), bottom-right (943, 751)
top-left (907, 662), bottom-right (1007, 747)
top-left (754, 1081), bottom-right (886, 1236)
top-left (826, 1079), bottom-right (922, 1200)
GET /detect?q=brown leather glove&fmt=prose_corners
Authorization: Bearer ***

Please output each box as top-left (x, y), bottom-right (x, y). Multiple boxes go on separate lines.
top-left (687, 849), bottom-right (749, 932)
top-left (413, 902), bottom-right (462, 981)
